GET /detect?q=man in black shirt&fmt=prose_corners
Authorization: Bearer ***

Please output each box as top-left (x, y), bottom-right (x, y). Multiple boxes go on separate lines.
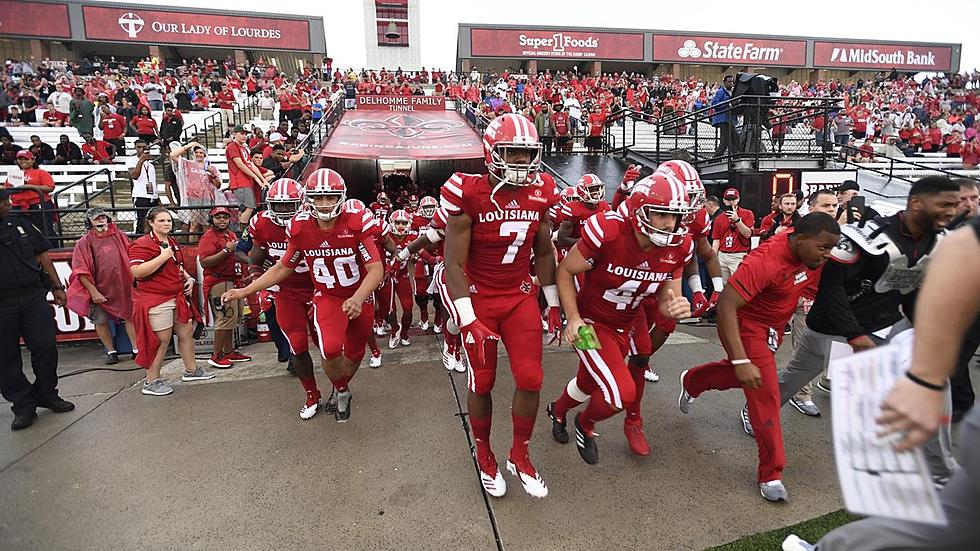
top-left (261, 145), bottom-right (304, 181)
top-left (0, 189), bottom-right (75, 430)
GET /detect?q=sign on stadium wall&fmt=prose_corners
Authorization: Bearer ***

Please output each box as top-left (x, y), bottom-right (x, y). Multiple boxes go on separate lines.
top-left (470, 28), bottom-right (644, 61)
top-left (82, 6), bottom-right (311, 51)
top-left (357, 95), bottom-right (446, 111)
top-left (813, 41), bottom-right (952, 72)
top-left (0, 1), bottom-right (70, 39)
top-left (652, 34), bottom-right (807, 67)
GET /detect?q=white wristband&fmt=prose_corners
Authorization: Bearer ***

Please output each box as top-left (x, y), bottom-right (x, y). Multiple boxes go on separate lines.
top-left (730, 359), bottom-right (751, 366)
top-left (396, 248), bottom-right (410, 262)
top-left (453, 297), bottom-right (477, 326)
top-left (687, 274), bottom-right (704, 294)
top-left (711, 277), bottom-right (724, 292)
top-left (543, 284), bottom-right (560, 307)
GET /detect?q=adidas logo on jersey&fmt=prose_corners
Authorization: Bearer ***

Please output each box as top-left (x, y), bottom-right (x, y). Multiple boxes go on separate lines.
top-left (637, 261), bottom-right (651, 270)
top-left (465, 333), bottom-right (476, 344)
top-left (505, 199), bottom-right (521, 209)
top-left (320, 240), bottom-right (331, 247)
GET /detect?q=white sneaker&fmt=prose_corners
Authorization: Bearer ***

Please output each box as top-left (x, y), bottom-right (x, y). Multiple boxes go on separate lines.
top-left (442, 341), bottom-right (454, 371)
top-left (300, 398), bottom-right (319, 420)
top-left (454, 351), bottom-right (467, 374)
top-left (420, 321), bottom-right (430, 332)
top-left (388, 335), bottom-right (399, 349)
top-left (374, 324), bottom-right (384, 337)
top-left (400, 337), bottom-right (411, 346)
top-left (782, 534), bottom-right (815, 551)
top-left (506, 459), bottom-right (548, 498)
top-left (644, 368), bottom-right (660, 382)
top-left (433, 324), bottom-right (442, 334)
top-left (479, 465), bottom-right (507, 498)
top-left (369, 353), bottom-right (382, 368)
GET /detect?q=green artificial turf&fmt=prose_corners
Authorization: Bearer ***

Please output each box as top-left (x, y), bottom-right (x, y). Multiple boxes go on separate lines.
top-left (706, 509), bottom-right (862, 551)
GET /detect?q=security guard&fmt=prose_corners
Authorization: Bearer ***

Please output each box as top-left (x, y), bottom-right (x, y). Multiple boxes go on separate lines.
top-left (0, 188), bottom-right (75, 430)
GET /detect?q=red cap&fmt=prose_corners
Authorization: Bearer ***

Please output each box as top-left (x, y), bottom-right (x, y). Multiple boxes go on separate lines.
top-left (16, 150), bottom-right (35, 160)
top-left (723, 188), bottom-right (740, 199)
top-left (209, 206), bottom-right (232, 217)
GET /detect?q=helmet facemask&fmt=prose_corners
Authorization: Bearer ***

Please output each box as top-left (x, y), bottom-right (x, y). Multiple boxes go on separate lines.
top-left (581, 182), bottom-right (605, 204)
top-left (268, 199), bottom-right (301, 226)
top-left (488, 142), bottom-right (542, 186)
top-left (635, 205), bottom-right (689, 247)
top-left (307, 190), bottom-right (345, 221)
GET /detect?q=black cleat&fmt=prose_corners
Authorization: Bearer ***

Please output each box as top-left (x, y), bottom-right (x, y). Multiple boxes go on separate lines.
top-left (546, 402), bottom-right (569, 444)
top-left (323, 389), bottom-right (338, 415)
top-left (574, 413), bottom-right (598, 465)
top-left (334, 391), bottom-right (352, 423)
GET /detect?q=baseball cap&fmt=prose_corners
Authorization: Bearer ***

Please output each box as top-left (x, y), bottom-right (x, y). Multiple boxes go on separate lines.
top-left (16, 150), bottom-right (35, 160)
top-left (837, 180), bottom-right (860, 193)
top-left (268, 132), bottom-right (284, 143)
top-left (723, 188), bottom-right (740, 199)
top-left (209, 206), bottom-right (232, 217)
top-left (232, 124), bottom-right (247, 133)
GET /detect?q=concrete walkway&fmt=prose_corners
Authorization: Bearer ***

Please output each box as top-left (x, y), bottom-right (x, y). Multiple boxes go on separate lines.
top-left (2, 325), bottom-right (861, 550)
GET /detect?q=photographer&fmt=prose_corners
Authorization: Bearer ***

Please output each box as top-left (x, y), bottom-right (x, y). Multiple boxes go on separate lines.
top-left (196, 207), bottom-right (247, 369)
top-left (128, 140), bottom-right (160, 235)
top-left (711, 188), bottom-right (755, 283)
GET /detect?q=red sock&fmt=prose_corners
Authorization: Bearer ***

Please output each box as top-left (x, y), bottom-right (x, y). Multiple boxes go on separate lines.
top-left (401, 312), bottom-right (412, 338)
top-left (331, 375), bottom-right (350, 393)
top-left (553, 388), bottom-right (584, 422)
top-left (511, 413), bottom-right (535, 458)
top-left (445, 332), bottom-right (460, 351)
top-left (470, 413), bottom-right (492, 457)
top-left (581, 392), bottom-right (618, 434)
top-left (367, 335), bottom-right (380, 355)
top-left (419, 307), bottom-right (429, 324)
top-left (625, 361), bottom-right (646, 421)
top-left (299, 375), bottom-right (319, 396)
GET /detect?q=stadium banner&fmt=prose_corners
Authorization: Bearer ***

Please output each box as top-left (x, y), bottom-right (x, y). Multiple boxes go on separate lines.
top-left (319, 110), bottom-right (484, 160)
top-left (0, 1), bottom-right (71, 39)
top-left (471, 28), bottom-right (644, 61)
top-left (652, 34), bottom-right (807, 67)
top-left (82, 6), bottom-right (311, 51)
top-left (813, 41), bottom-right (952, 72)
top-left (357, 95), bottom-right (446, 111)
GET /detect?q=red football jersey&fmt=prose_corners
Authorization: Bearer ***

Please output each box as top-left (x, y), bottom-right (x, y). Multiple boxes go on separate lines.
top-left (728, 231), bottom-right (821, 329)
top-left (282, 210), bottom-right (381, 299)
top-left (686, 207), bottom-right (711, 241)
top-left (389, 231), bottom-right (419, 277)
top-left (575, 211), bottom-right (693, 329)
top-left (370, 202), bottom-right (391, 222)
top-left (440, 172), bottom-right (560, 292)
top-left (558, 200), bottom-right (610, 240)
top-left (411, 214), bottom-right (430, 232)
top-left (248, 211), bottom-right (313, 296)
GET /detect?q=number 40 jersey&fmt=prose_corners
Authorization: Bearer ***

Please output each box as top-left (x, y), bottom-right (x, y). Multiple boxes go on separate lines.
top-left (576, 210), bottom-right (693, 330)
top-left (282, 207), bottom-right (381, 300)
top-left (440, 172), bottom-right (559, 293)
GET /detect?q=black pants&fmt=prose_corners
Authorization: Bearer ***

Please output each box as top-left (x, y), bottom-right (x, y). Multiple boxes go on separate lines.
top-left (714, 121), bottom-right (739, 157)
top-left (541, 136), bottom-right (553, 156)
top-left (0, 289), bottom-right (60, 415)
top-left (134, 197), bottom-right (160, 235)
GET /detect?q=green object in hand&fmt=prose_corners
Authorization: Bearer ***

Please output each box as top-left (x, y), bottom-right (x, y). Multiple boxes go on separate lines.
top-left (575, 325), bottom-right (602, 351)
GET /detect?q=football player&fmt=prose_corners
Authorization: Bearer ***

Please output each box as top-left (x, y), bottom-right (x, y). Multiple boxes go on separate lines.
top-left (411, 196), bottom-right (441, 332)
top-left (555, 174), bottom-right (611, 250)
top-left (386, 208), bottom-right (418, 348)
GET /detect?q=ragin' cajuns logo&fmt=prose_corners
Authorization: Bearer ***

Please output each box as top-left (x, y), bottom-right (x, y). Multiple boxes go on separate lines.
top-left (343, 114), bottom-right (464, 139)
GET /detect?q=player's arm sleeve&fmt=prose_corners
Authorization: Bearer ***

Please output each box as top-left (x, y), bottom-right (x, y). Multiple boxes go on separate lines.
top-left (358, 233), bottom-right (381, 265)
top-left (439, 173), bottom-right (466, 216)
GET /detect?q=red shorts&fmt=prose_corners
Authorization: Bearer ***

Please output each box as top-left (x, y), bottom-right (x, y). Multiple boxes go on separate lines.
top-left (311, 294), bottom-right (375, 364)
top-left (576, 323), bottom-right (634, 408)
top-left (275, 290), bottom-right (314, 355)
top-left (465, 285), bottom-right (544, 394)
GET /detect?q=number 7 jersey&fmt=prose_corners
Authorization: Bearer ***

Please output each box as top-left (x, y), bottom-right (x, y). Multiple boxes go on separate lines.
top-left (440, 172), bottom-right (559, 292)
top-left (282, 208), bottom-right (381, 299)
top-left (576, 210), bottom-right (693, 329)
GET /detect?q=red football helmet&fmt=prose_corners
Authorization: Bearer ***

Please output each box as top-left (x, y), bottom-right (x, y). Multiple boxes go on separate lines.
top-left (560, 186), bottom-right (581, 204)
top-left (576, 174), bottom-right (605, 204)
top-left (483, 113), bottom-right (542, 186)
top-left (390, 209), bottom-right (412, 236)
top-left (266, 178), bottom-right (305, 225)
top-left (377, 191), bottom-right (391, 206)
top-left (655, 159), bottom-right (705, 211)
top-left (418, 196), bottom-right (438, 218)
top-left (625, 173), bottom-right (694, 247)
top-left (407, 194), bottom-right (420, 210)
top-left (343, 198), bottom-right (366, 213)
top-left (304, 168), bottom-right (346, 221)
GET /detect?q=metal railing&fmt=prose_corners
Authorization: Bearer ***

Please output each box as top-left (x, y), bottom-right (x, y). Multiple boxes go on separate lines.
top-left (51, 168), bottom-right (116, 211)
top-left (836, 144), bottom-right (980, 195)
top-left (292, 96), bottom-right (346, 180)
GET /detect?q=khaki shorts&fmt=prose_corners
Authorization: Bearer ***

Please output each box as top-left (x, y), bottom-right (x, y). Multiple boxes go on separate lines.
top-left (210, 281), bottom-right (242, 330)
top-left (148, 298), bottom-right (178, 332)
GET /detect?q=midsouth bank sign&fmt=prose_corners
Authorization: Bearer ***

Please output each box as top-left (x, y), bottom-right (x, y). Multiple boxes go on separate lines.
top-left (814, 41), bottom-right (952, 72)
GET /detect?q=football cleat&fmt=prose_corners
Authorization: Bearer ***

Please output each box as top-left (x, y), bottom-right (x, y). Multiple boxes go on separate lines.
top-left (623, 418), bottom-right (651, 456)
top-left (506, 453), bottom-right (548, 498)
top-left (433, 324), bottom-right (442, 334)
top-left (678, 369), bottom-right (695, 414)
top-left (442, 340), bottom-right (455, 371)
top-left (369, 351), bottom-right (382, 368)
top-left (644, 368), bottom-right (660, 382)
top-left (323, 389), bottom-right (338, 415)
top-left (334, 390), bottom-right (352, 422)
top-left (420, 320), bottom-right (430, 332)
top-left (388, 334), bottom-right (399, 349)
top-left (477, 450), bottom-right (507, 498)
top-left (760, 480), bottom-right (790, 502)
top-left (574, 413), bottom-right (599, 465)
top-left (454, 348), bottom-right (468, 373)
top-left (546, 402), bottom-right (569, 444)
top-left (400, 337), bottom-right (411, 347)
top-left (300, 392), bottom-right (320, 420)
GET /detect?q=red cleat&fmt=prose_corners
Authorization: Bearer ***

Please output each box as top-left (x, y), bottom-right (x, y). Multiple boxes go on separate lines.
top-left (624, 418), bottom-right (651, 456)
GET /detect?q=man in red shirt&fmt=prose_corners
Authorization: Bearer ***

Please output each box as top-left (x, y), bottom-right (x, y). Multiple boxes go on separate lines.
top-left (225, 125), bottom-right (267, 224)
top-left (711, 188), bottom-right (755, 283)
top-left (4, 150), bottom-right (55, 229)
top-left (81, 134), bottom-right (115, 164)
top-left (678, 213), bottom-right (840, 502)
top-left (585, 106), bottom-right (607, 155)
top-left (42, 102), bottom-right (67, 127)
top-left (197, 207), bottom-right (248, 369)
top-left (98, 105), bottom-right (127, 154)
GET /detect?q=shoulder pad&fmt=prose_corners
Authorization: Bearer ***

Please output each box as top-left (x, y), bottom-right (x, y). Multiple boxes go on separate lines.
top-left (838, 220), bottom-right (892, 257)
top-left (829, 235), bottom-right (862, 264)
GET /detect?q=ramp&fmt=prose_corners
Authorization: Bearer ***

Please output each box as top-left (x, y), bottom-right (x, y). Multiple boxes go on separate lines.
top-left (319, 110), bottom-right (484, 160)
top-left (543, 155), bottom-right (633, 195)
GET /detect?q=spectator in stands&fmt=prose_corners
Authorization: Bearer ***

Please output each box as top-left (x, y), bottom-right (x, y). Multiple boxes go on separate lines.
top-left (129, 206), bottom-right (213, 396)
top-left (3, 106), bottom-right (27, 126)
top-left (67, 207), bottom-right (139, 365)
top-left (552, 103), bottom-right (571, 155)
top-left (262, 132), bottom-right (284, 159)
top-left (28, 136), bottom-right (55, 165)
top-left (196, 206), bottom-right (245, 369)
top-left (4, 150), bottom-right (55, 230)
top-left (535, 101), bottom-right (554, 156)
top-left (129, 140), bottom-right (161, 235)
top-left (144, 81), bottom-right (164, 111)
top-left (834, 180), bottom-right (877, 224)
top-left (711, 187), bottom-right (755, 283)
top-left (81, 133), bottom-right (116, 165)
top-left (226, 125), bottom-right (267, 224)
top-left (17, 89), bottom-right (38, 124)
top-left (175, 87), bottom-right (193, 112)
top-left (857, 137), bottom-right (875, 162)
top-left (169, 140), bottom-right (221, 238)
top-left (962, 136), bottom-right (980, 169)
top-left (832, 111), bottom-right (852, 147)
top-left (0, 134), bottom-right (22, 164)
top-left (711, 75), bottom-right (736, 157)
top-left (262, 145), bottom-right (304, 181)
top-left (130, 105), bottom-right (159, 145)
top-left (258, 90), bottom-right (275, 121)
top-left (250, 149), bottom-right (275, 183)
top-left (47, 86), bottom-right (71, 117)
top-left (159, 104), bottom-right (183, 145)
top-left (585, 105), bottom-right (606, 156)
top-left (42, 101), bottom-right (66, 127)
top-left (69, 87), bottom-right (94, 136)
top-left (54, 134), bottom-right (83, 164)
top-left (98, 104), bottom-right (127, 155)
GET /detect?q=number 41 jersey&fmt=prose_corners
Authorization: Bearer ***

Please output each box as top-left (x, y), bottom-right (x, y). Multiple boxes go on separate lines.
top-left (576, 210), bottom-right (693, 329)
top-left (282, 208), bottom-right (381, 300)
top-left (440, 172), bottom-right (559, 292)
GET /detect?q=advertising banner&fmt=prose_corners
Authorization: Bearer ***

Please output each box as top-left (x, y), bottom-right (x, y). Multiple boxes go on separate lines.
top-left (0, 1), bottom-right (70, 39)
top-left (471, 28), bottom-right (644, 61)
top-left (357, 95), bottom-right (446, 111)
top-left (320, 111), bottom-right (484, 160)
top-left (813, 41), bottom-right (952, 72)
top-left (653, 34), bottom-right (807, 67)
top-left (82, 6), bottom-right (311, 50)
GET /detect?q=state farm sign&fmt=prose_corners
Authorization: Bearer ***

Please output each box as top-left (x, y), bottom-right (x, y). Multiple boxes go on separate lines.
top-left (653, 35), bottom-right (807, 67)
top-left (813, 41), bottom-right (952, 72)
top-left (82, 6), bottom-right (311, 51)
top-left (471, 29), bottom-right (643, 61)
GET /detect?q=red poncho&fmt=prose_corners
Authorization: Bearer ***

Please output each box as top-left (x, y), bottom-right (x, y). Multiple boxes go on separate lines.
top-left (66, 224), bottom-right (134, 322)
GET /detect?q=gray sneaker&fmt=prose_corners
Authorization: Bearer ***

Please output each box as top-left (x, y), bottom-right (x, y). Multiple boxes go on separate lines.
top-left (741, 404), bottom-right (755, 437)
top-left (323, 389), bottom-right (338, 415)
top-left (182, 367), bottom-right (217, 382)
top-left (335, 390), bottom-right (352, 422)
top-left (142, 379), bottom-right (174, 396)
top-left (678, 370), bottom-right (695, 414)
top-left (815, 379), bottom-right (832, 393)
top-left (789, 397), bottom-right (821, 417)
top-left (760, 479), bottom-right (790, 502)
